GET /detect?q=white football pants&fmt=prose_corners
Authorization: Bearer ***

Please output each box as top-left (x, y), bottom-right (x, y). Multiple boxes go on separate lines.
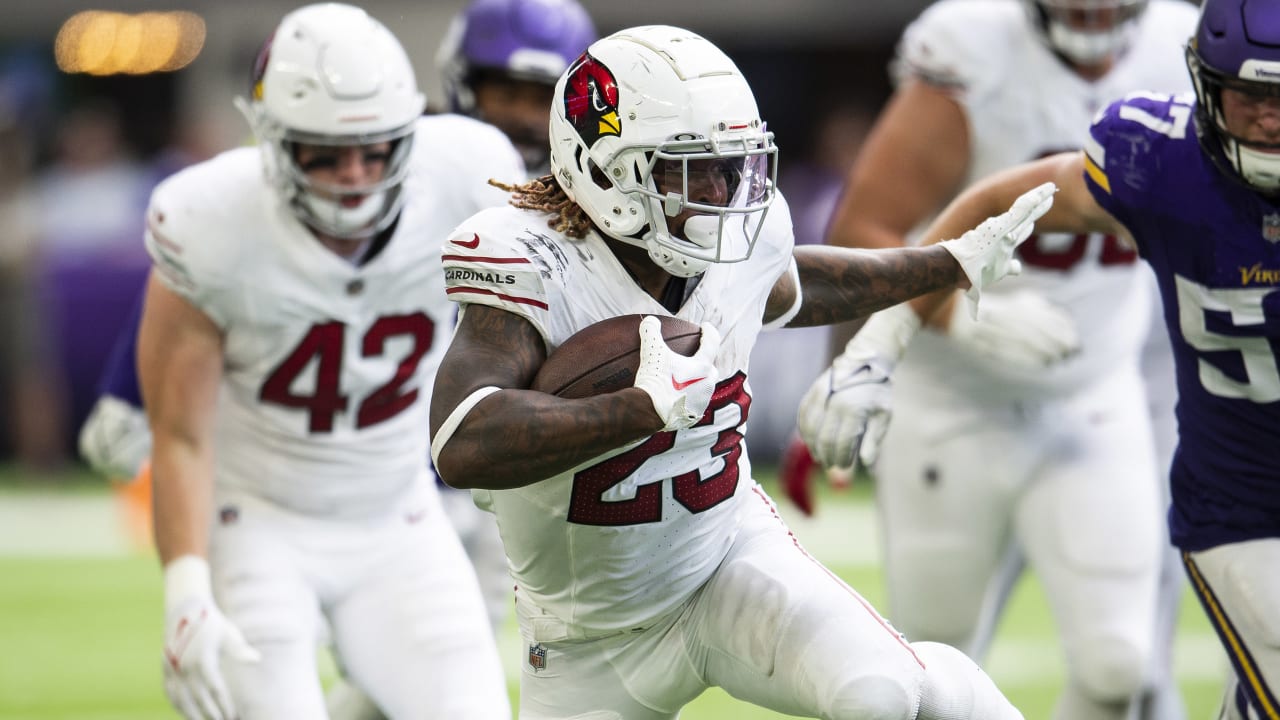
top-left (1184, 539), bottom-right (1280, 720)
top-left (878, 363), bottom-right (1163, 719)
top-left (514, 487), bottom-right (1021, 720)
top-left (209, 478), bottom-right (510, 720)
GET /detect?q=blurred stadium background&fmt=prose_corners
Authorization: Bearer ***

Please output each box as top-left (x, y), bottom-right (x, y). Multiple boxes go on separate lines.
top-left (0, 1), bottom-right (1225, 719)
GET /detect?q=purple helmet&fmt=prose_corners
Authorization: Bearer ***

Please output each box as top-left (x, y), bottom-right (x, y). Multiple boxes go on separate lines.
top-left (1187, 0), bottom-right (1280, 193)
top-left (437, 0), bottom-right (598, 114)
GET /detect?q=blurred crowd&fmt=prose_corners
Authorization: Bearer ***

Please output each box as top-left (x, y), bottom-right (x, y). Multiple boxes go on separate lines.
top-left (0, 48), bottom-right (222, 470)
top-left (0, 36), bottom-right (883, 472)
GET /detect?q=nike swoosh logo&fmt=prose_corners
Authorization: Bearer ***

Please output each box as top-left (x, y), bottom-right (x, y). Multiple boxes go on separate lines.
top-left (671, 375), bottom-right (706, 391)
top-left (452, 234), bottom-right (481, 249)
top-left (829, 364), bottom-right (889, 393)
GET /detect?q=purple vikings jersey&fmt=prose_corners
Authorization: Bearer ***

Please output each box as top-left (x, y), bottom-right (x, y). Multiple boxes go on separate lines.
top-left (97, 290), bottom-right (145, 408)
top-left (1084, 91), bottom-right (1280, 552)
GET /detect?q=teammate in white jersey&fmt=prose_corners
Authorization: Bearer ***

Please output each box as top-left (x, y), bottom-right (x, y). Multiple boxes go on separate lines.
top-left (138, 5), bottom-right (522, 719)
top-left (79, 0), bottom-right (594, 672)
top-left (792, 2), bottom-right (1198, 719)
top-left (429, 24), bottom-right (1056, 720)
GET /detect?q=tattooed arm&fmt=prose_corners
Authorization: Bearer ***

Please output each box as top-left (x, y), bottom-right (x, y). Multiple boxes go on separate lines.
top-left (429, 304), bottom-right (664, 490)
top-left (766, 178), bottom-right (1058, 328)
top-left (769, 245), bottom-right (964, 327)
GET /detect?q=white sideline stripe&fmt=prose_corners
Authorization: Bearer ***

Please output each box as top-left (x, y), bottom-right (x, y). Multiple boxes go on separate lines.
top-left (0, 491), bottom-right (1229, 689)
top-left (0, 490), bottom-right (879, 562)
top-left (984, 635), bottom-right (1229, 684)
top-left (0, 492), bottom-right (133, 556)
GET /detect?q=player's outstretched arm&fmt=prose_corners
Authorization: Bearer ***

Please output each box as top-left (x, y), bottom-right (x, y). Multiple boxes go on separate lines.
top-left (792, 181), bottom-right (1057, 472)
top-left (429, 305), bottom-right (667, 490)
top-left (908, 151), bottom-right (1128, 329)
top-left (776, 181), bottom-right (1056, 329)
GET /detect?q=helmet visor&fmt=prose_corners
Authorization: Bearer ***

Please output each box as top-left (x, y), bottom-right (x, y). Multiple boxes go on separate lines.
top-left (647, 133), bottom-right (775, 215)
top-left (1037, 0), bottom-right (1146, 30)
top-left (628, 131), bottom-right (777, 265)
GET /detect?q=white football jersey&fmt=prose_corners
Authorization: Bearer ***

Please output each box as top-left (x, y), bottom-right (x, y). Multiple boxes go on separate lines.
top-left (441, 194), bottom-right (796, 632)
top-left (894, 0), bottom-right (1197, 402)
top-left (145, 115), bottom-right (523, 518)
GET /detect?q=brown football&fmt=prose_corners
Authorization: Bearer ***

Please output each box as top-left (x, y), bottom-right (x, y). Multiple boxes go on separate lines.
top-left (531, 314), bottom-right (702, 398)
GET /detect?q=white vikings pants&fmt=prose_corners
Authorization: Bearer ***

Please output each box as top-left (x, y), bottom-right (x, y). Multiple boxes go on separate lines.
top-left (1184, 539), bottom-right (1280, 720)
top-left (878, 363), bottom-right (1163, 714)
top-left (209, 479), bottom-right (509, 720)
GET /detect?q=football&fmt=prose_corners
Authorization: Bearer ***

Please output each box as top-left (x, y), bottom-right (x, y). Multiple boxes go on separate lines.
top-left (531, 314), bottom-right (702, 398)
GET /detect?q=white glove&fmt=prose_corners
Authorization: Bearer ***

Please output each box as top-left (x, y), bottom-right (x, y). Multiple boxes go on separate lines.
top-left (939, 182), bottom-right (1056, 318)
top-left (634, 316), bottom-right (721, 431)
top-left (162, 556), bottom-right (260, 720)
top-left (948, 289), bottom-right (1081, 368)
top-left (799, 355), bottom-right (893, 470)
top-left (78, 395), bottom-right (153, 480)
top-left (798, 303), bottom-right (922, 470)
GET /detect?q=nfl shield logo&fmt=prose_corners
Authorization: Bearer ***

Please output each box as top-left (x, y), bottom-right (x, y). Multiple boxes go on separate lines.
top-left (1264, 214), bottom-right (1280, 243)
top-left (528, 643), bottom-right (547, 672)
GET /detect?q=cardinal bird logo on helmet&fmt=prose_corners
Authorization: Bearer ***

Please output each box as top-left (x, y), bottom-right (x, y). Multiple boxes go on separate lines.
top-left (249, 31), bottom-right (276, 101)
top-left (563, 52), bottom-right (620, 146)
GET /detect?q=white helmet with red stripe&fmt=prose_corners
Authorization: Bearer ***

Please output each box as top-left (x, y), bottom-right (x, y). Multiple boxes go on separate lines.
top-left (548, 25), bottom-right (776, 277)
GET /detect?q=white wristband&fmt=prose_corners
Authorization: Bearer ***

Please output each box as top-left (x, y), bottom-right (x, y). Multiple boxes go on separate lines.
top-left (430, 386), bottom-right (501, 469)
top-left (841, 302), bottom-right (923, 365)
top-left (163, 555), bottom-right (212, 612)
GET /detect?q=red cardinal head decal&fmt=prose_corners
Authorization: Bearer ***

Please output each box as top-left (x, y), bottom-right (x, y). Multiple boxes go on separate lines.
top-left (249, 31), bottom-right (276, 101)
top-left (563, 52), bottom-right (621, 147)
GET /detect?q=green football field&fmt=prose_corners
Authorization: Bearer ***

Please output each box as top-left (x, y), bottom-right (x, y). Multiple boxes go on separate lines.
top-left (0, 471), bottom-right (1229, 719)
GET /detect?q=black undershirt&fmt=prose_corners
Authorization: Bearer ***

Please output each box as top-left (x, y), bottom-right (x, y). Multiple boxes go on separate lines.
top-left (358, 215), bottom-right (399, 266)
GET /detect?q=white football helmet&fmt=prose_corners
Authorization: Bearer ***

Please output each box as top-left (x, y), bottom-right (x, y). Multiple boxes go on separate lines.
top-left (1026, 0), bottom-right (1148, 66)
top-left (237, 3), bottom-right (426, 239)
top-left (548, 25), bottom-right (776, 277)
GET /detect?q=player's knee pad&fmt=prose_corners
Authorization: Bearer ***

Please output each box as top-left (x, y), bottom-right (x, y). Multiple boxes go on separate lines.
top-left (828, 672), bottom-right (917, 720)
top-left (1069, 634), bottom-right (1147, 703)
top-left (913, 641), bottom-right (1024, 720)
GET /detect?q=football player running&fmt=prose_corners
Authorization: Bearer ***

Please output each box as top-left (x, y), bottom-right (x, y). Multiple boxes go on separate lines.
top-left (801, 0), bottom-right (1280, 718)
top-left (138, 4), bottom-right (521, 719)
top-left (791, 2), bottom-right (1197, 719)
top-left (429, 24), bottom-right (1052, 720)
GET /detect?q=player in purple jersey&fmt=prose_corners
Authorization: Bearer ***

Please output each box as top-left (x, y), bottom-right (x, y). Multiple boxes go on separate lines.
top-left (78, 291), bottom-right (149, 479)
top-left (803, 0), bottom-right (1280, 717)
top-left (436, 0), bottom-right (597, 177)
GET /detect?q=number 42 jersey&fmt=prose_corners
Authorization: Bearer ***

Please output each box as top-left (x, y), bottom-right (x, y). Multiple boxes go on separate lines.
top-left (1084, 91), bottom-right (1280, 552)
top-left (143, 115), bottom-right (523, 519)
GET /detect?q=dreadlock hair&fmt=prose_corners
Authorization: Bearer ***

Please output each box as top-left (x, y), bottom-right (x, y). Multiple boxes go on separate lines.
top-left (487, 174), bottom-right (594, 239)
